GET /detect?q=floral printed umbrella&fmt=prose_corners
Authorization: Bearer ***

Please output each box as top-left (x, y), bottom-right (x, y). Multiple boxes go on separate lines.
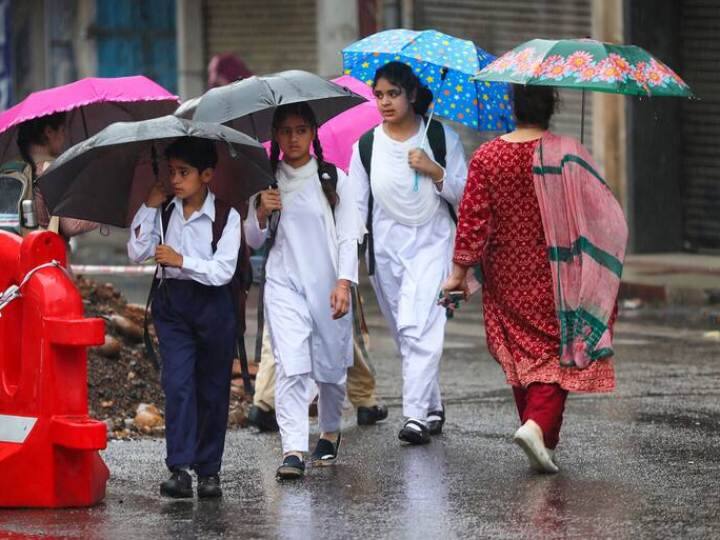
top-left (343, 29), bottom-right (514, 132)
top-left (474, 38), bottom-right (692, 97)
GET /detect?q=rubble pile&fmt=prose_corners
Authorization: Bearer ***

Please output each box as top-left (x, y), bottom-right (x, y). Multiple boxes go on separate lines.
top-left (77, 276), bottom-right (252, 439)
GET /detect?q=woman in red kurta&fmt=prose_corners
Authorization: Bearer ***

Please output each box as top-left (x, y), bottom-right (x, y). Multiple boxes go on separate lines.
top-left (442, 85), bottom-right (616, 474)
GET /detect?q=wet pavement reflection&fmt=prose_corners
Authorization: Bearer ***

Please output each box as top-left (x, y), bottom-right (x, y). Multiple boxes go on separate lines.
top-left (0, 288), bottom-right (718, 539)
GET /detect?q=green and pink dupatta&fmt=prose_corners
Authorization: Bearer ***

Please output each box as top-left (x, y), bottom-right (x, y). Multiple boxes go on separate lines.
top-left (533, 132), bottom-right (628, 368)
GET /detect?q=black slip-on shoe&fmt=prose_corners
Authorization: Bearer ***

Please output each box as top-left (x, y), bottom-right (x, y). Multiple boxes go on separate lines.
top-left (276, 455), bottom-right (305, 480)
top-left (357, 403), bottom-right (389, 426)
top-left (310, 434), bottom-right (342, 465)
top-left (160, 469), bottom-right (193, 498)
top-left (197, 474), bottom-right (222, 499)
top-left (398, 419), bottom-right (431, 445)
top-left (427, 407), bottom-right (445, 436)
top-left (248, 405), bottom-right (280, 432)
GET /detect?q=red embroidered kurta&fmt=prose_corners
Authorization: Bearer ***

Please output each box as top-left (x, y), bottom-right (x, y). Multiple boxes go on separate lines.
top-left (455, 138), bottom-right (615, 393)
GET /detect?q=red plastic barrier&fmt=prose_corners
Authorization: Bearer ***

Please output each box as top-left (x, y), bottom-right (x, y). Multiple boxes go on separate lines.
top-left (0, 230), bottom-right (109, 507)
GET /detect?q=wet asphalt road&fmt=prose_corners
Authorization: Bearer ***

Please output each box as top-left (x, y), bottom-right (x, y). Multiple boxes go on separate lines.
top-left (1, 289), bottom-right (719, 539)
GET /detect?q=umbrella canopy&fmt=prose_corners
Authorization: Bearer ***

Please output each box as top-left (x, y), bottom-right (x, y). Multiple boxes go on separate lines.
top-left (316, 75), bottom-right (383, 171)
top-left (180, 70), bottom-right (367, 141)
top-left (0, 76), bottom-right (179, 164)
top-left (38, 116), bottom-right (274, 228)
top-left (474, 38), bottom-right (692, 97)
top-left (342, 28), bottom-right (514, 131)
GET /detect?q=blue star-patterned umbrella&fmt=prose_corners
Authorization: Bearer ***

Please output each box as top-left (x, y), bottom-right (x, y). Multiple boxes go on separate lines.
top-left (342, 29), bottom-right (514, 132)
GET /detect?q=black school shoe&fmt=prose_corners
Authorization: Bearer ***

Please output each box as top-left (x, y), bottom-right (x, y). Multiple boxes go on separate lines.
top-left (310, 434), bottom-right (342, 465)
top-left (427, 408), bottom-right (446, 436)
top-left (276, 455), bottom-right (305, 480)
top-left (357, 403), bottom-right (389, 426)
top-left (247, 405), bottom-right (280, 432)
top-left (160, 469), bottom-right (193, 498)
top-left (398, 419), bottom-right (431, 445)
top-left (197, 474), bottom-right (222, 499)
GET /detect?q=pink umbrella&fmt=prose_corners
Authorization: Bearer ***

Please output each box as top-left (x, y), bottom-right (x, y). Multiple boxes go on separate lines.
top-left (263, 75), bottom-right (381, 172)
top-left (0, 76), bottom-right (179, 163)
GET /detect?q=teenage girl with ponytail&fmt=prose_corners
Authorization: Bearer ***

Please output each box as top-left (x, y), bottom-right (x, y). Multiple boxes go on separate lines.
top-left (244, 102), bottom-right (365, 480)
top-left (6, 113), bottom-right (97, 237)
top-left (348, 61), bottom-right (468, 445)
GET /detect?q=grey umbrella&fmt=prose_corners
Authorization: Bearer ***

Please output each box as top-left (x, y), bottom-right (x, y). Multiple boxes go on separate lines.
top-left (38, 115), bottom-right (274, 228)
top-left (178, 70), bottom-right (367, 140)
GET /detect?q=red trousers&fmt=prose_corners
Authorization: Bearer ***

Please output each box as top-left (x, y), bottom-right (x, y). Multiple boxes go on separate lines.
top-left (512, 383), bottom-right (568, 450)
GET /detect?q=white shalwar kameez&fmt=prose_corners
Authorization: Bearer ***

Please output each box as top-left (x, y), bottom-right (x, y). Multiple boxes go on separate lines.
top-left (245, 158), bottom-right (364, 453)
top-left (349, 118), bottom-right (467, 422)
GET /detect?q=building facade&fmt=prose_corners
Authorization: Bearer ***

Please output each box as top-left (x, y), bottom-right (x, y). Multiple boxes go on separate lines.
top-left (2, 0), bottom-right (717, 254)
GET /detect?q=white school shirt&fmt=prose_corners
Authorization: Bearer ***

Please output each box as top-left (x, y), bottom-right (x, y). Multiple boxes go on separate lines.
top-left (127, 191), bottom-right (241, 287)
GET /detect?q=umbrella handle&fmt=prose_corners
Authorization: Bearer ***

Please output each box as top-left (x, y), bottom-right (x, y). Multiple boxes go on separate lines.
top-left (414, 108), bottom-right (436, 192)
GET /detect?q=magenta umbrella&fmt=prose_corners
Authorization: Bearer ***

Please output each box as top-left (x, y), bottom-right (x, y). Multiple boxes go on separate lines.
top-left (260, 75), bottom-right (381, 172)
top-left (0, 76), bottom-right (179, 163)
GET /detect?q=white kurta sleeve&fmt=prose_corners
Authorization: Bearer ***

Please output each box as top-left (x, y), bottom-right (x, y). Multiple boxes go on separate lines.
top-left (181, 208), bottom-right (241, 286)
top-left (334, 170), bottom-right (364, 285)
top-left (434, 126), bottom-right (468, 208)
top-left (127, 204), bottom-right (160, 263)
top-left (348, 143), bottom-right (370, 226)
top-left (243, 194), bottom-right (269, 250)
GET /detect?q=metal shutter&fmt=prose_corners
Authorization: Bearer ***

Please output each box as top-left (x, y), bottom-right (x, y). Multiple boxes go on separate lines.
top-left (204, 0), bottom-right (317, 75)
top-left (681, 0), bottom-right (720, 251)
top-left (414, 0), bottom-right (593, 153)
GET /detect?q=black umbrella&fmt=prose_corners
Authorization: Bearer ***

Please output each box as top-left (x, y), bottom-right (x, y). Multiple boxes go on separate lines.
top-left (177, 70), bottom-right (367, 140)
top-left (38, 115), bottom-right (274, 228)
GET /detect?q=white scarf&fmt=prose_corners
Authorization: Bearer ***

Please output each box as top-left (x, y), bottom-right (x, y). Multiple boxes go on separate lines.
top-left (276, 158), bottom-right (318, 203)
top-left (370, 118), bottom-right (441, 226)
top-left (276, 158), bottom-right (340, 271)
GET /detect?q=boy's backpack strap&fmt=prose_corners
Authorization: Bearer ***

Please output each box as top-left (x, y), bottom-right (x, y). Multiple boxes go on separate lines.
top-left (212, 198), bottom-right (231, 253)
top-left (159, 197), bottom-right (175, 238)
top-left (143, 197), bottom-right (177, 370)
top-left (214, 197), bottom-right (253, 394)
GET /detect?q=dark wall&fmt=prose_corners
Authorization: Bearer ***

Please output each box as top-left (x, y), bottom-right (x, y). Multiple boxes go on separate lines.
top-left (625, 0), bottom-right (683, 253)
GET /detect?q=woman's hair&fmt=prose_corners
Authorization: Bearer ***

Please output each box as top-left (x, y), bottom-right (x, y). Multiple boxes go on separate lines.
top-left (17, 112), bottom-right (66, 180)
top-left (373, 61), bottom-right (434, 117)
top-left (270, 102), bottom-right (337, 208)
top-left (511, 84), bottom-right (558, 129)
top-left (164, 136), bottom-right (218, 172)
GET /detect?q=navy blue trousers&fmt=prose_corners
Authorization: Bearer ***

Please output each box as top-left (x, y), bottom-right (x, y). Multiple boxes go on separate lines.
top-left (152, 279), bottom-right (236, 476)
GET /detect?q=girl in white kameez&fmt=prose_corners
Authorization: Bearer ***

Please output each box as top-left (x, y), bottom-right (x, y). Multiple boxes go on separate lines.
top-left (245, 102), bottom-right (364, 479)
top-left (348, 62), bottom-right (468, 445)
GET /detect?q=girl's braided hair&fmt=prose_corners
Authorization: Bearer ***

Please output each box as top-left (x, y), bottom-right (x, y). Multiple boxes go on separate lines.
top-left (270, 102), bottom-right (337, 208)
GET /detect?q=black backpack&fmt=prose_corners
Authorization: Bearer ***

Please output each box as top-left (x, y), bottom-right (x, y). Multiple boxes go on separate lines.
top-left (357, 118), bottom-right (457, 275)
top-left (143, 197), bottom-right (254, 393)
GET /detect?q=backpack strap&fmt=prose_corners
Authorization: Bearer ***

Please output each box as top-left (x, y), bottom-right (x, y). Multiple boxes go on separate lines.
top-left (212, 198), bottom-right (231, 253)
top-left (213, 197), bottom-right (254, 394)
top-left (425, 119), bottom-right (458, 224)
top-left (358, 129), bottom-right (376, 276)
top-left (317, 161), bottom-right (339, 212)
top-left (426, 118), bottom-right (447, 168)
top-left (143, 197), bottom-right (177, 370)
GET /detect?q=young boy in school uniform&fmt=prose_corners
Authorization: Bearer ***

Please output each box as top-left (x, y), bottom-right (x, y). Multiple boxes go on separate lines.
top-left (127, 137), bottom-right (241, 498)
